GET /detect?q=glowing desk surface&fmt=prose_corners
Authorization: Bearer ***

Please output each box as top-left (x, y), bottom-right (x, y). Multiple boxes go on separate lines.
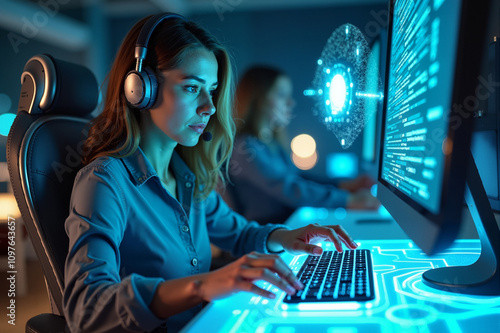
top-left (183, 239), bottom-right (500, 333)
top-left (183, 226), bottom-right (500, 333)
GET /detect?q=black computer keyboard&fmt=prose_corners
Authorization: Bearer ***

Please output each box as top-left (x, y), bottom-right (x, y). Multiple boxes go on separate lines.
top-left (284, 249), bottom-right (375, 303)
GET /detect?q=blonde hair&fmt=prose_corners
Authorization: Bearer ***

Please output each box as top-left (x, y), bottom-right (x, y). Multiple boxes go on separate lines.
top-left (82, 15), bottom-right (235, 199)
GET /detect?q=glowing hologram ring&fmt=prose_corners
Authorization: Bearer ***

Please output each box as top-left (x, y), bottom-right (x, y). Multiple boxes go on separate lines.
top-left (310, 23), bottom-right (383, 149)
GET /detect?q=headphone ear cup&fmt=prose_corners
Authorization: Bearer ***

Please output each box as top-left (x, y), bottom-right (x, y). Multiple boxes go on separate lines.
top-left (124, 67), bottom-right (158, 110)
top-left (144, 67), bottom-right (158, 109)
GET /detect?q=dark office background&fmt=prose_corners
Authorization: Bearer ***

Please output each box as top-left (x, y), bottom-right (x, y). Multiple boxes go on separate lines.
top-left (1, 0), bottom-right (498, 189)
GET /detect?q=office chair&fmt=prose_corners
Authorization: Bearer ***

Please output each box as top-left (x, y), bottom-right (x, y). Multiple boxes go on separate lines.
top-left (6, 54), bottom-right (98, 332)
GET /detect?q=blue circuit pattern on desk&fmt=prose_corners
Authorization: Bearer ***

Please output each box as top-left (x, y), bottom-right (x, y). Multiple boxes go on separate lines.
top-left (182, 240), bottom-right (500, 333)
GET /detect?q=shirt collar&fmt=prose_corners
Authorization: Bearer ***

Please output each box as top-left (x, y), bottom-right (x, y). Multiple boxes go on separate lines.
top-left (121, 147), bottom-right (195, 186)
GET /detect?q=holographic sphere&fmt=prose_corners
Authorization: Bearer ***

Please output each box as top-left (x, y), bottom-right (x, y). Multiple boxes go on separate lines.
top-left (309, 23), bottom-right (383, 149)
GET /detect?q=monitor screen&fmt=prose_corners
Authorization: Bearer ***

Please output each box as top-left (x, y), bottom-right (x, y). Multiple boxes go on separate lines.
top-left (380, 0), bottom-right (462, 214)
top-left (377, 0), bottom-right (500, 295)
top-left (377, 0), bottom-right (492, 256)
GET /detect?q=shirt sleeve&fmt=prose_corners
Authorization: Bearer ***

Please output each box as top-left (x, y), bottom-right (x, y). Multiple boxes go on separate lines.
top-left (231, 136), bottom-right (349, 209)
top-left (204, 191), bottom-right (289, 256)
top-left (63, 163), bottom-right (165, 333)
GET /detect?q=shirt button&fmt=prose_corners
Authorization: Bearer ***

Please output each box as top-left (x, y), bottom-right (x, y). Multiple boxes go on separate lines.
top-left (185, 182), bottom-right (192, 188)
top-left (191, 258), bottom-right (198, 266)
top-left (181, 225), bottom-right (189, 233)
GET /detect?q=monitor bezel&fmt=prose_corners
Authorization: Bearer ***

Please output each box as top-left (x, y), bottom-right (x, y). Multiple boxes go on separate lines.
top-left (377, 0), bottom-right (489, 255)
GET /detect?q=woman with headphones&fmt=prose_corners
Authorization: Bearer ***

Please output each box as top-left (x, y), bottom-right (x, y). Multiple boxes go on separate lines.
top-left (63, 13), bottom-right (358, 332)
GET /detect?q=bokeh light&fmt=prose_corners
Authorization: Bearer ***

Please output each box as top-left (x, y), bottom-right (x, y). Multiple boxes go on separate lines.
top-left (291, 134), bottom-right (317, 158)
top-left (0, 193), bottom-right (21, 218)
top-left (0, 93), bottom-right (12, 114)
top-left (292, 151), bottom-right (318, 170)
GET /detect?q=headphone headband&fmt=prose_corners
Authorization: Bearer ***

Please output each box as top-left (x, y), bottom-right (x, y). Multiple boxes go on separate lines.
top-left (134, 12), bottom-right (187, 71)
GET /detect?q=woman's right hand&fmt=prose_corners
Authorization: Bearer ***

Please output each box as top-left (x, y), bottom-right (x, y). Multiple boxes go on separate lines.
top-left (196, 252), bottom-right (304, 301)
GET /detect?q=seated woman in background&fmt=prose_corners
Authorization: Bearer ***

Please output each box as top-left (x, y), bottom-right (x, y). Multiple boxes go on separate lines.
top-left (63, 14), bottom-right (359, 333)
top-left (222, 65), bottom-right (379, 225)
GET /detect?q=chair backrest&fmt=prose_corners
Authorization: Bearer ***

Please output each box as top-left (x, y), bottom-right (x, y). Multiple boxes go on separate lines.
top-left (7, 54), bottom-right (98, 315)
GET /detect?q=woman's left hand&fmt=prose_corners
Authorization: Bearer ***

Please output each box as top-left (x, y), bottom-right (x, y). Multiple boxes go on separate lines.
top-left (267, 223), bottom-right (358, 255)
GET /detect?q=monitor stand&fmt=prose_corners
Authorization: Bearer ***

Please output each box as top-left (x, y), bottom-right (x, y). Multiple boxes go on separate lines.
top-left (422, 151), bottom-right (500, 295)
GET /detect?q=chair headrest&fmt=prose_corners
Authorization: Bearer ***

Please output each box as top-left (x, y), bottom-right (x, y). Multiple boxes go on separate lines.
top-left (17, 54), bottom-right (99, 117)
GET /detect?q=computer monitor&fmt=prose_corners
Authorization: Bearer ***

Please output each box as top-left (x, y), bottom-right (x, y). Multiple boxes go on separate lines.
top-left (377, 0), bottom-right (500, 295)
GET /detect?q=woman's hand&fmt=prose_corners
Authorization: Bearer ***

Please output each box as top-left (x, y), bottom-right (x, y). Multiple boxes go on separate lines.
top-left (346, 189), bottom-right (380, 210)
top-left (339, 174), bottom-right (376, 193)
top-left (152, 225), bottom-right (356, 318)
top-left (196, 252), bottom-right (303, 301)
top-left (267, 223), bottom-right (358, 255)
top-left (151, 252), bottom-right (303, 318)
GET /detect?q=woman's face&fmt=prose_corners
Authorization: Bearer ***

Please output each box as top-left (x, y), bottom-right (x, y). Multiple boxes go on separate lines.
top-left (265, 75), bottom-right (295, 130)
top-left (148, 47), bottom-right (218, 147)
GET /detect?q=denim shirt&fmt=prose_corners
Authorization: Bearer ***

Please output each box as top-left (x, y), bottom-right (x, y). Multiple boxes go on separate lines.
top-left (223, 135), bottom-right (349, 224)
top-left (63, 148), bottom-right (287, 333)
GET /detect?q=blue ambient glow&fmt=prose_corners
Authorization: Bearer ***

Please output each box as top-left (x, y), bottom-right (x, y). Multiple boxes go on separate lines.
top-left (0, 113), bottom-right (16, 136)
top-left (333, 207), bottom-right (347, 220)
top-left (326, 152), bottom-right (358, 178)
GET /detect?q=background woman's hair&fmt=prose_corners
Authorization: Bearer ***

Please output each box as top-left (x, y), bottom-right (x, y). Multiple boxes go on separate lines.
top-left (82, 15), bottom-right (235, 199)
top-left (235, 65), bottom-right (286, 139)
